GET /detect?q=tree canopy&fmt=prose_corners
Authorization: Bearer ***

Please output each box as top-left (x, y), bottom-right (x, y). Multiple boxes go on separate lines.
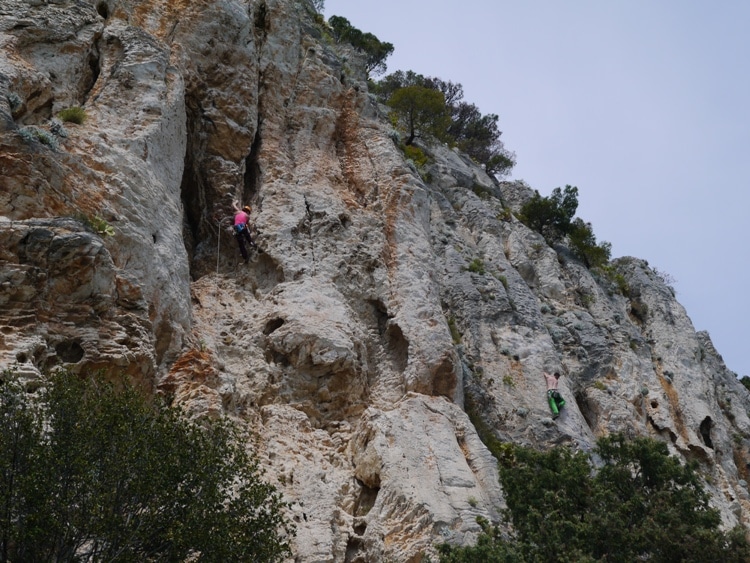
top-left (439, 434), bottom-right (749, 562)
top-left (518, 185), bottom-right (612, 269)
top-left (375, 70), bottom-right (516, 177)
top-left (327, 15), bottom-right (394, 76)
top-left (0, 369), bottom-right (293, 562)
top-left (519, 184), bottom-right (579, 243)
top-left (387, 85), bottom-right (449, 145)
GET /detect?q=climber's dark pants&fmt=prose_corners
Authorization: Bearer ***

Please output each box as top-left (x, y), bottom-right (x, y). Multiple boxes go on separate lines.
top-left (235, 227), bottom-right (254, 261)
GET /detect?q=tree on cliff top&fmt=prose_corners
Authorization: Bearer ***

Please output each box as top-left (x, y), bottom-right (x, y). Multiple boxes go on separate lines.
top-left (328, 15), bottom-right (394, 76)
top-left (387, 85), bottom-right (450, 145)
top-left (374, 70), bottom-right (516, 177)
top-left (0, 369), bottom-right (293, 562)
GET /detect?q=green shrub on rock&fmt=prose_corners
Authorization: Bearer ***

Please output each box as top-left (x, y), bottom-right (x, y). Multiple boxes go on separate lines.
top-left (57, 105), bottom-right (87, 124)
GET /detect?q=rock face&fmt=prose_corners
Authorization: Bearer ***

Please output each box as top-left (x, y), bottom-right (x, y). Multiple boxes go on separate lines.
top-left (2, 1), bottom-right (750, 561)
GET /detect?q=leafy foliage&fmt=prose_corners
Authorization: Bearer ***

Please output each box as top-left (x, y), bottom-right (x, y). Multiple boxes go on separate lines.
top-left (439, 434), bottom-right (749, 562)
top-left (467, 258), bottom-right (486, 275)
top-left (568, 218), bottom-right (612, 268)
top-left (518, 185), bottom-right (612, 270)
top-left (374, 70), bottom-right (516, 176)
top-left (518, 185), bottom-right (579, 244)
top-left (327, 16), bottom-right (394, 76)
top-left (401, 143), bottom-right (429, 168)
top-left (387, 85), bottom-right (449, 145)
top-left (0, 369), bottom-right (293, 562)
top-left (74, 213), bottom-right (115, 236)
top-left (438, 517), bottom-right (524, 562)
top-left (57, 106), bottom-right (87, 124)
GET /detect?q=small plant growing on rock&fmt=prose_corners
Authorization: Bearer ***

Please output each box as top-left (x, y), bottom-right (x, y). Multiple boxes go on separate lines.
top-left (446, 316), bottom-right (461, 344)
top-left (401, 144), bottom-right (428, 167)
top-left (599, 265), bottom-right (630, 296)
top-left (579, 292), bottom-right (596, 307)
top-left (19, 126), bottom-right (58, 150)
top-left (471, 183), bottom-right (492, 200)
top-left (57, 105), bottom-right (87, 124)
top-left (494, 273), bottom-right (508, 290)
top-left (76, 213), bottom-right (115, 237)
top-left (91, 216), bottom-right (115, 237)
top-left (467, 258), bottom-right (485, 275)
top-left (652, 267), bottom-right (677, 295)
top-left (496, 207), bottom-right (513, 222)
top-left (6, 92), bottom-right (21, 112)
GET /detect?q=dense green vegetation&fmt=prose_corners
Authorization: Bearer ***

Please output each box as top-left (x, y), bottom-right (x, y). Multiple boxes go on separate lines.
top-left (387, 84), bottom-right (449, 146)
top-left (0, 369), bottom-right (292, 562)
top-left (518, 185), bottom-right (579, 244)
top-left (373, 70), bottom-right (516, 177)
top-left (439, 434), bottom-right (749, 562)
top-left (323, 15), bottom-right (514, 176)
top-left (327, 15), bottom-right (394, 76)
top-left (519, 185), bottom-right (612, 269)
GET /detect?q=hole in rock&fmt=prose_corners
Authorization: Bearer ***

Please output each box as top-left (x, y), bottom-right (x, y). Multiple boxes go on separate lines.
top-left (353, 480), bottom-right (379, 517)
top-left (575, 392), bottom-right (597, 431)
top-left (345, 536), bottom-right (365, 563)
top-left (263, 318), bottom-right (284, 335)
top-left (700, 416), bottom-right (714, 449)
top-left (55, 340), bottom-right (85, 363)
top-left (96, 2), bottom-right (109, 19)
top-left (385, 322), bottom-right (408, 374)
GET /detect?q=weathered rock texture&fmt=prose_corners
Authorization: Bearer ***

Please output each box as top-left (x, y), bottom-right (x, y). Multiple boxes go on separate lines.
top-left (2, 0), bottom-right (750, 561)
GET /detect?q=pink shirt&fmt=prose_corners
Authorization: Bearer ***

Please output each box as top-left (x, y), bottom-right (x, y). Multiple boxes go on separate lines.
top-left (544, 372), bottom-right (559, 390)
top-left (234, 211), bottom-right (250, 226)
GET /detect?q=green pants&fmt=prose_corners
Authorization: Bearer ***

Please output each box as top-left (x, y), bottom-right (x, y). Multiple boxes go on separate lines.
top-left (548, 390), bottom-right (565, 415)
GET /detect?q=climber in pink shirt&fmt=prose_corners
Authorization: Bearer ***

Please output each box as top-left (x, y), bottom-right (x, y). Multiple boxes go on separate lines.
top-left (231, 200), bottom-right (256, 262)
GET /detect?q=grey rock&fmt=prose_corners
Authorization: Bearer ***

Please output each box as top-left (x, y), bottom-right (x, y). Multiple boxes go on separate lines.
top-left (2, 1), bottom-right (749, 560)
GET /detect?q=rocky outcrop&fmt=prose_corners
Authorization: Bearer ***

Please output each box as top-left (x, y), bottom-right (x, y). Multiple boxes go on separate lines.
top-left (2, 0), bottom-right (749, 561)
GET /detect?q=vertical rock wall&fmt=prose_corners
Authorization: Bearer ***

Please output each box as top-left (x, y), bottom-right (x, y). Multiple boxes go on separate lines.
top-left (2, 0), bottom-right (749, 561)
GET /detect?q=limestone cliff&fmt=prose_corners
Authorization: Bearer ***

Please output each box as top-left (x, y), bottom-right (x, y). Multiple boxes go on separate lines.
top-left (2, 1), bottom-right (749, 561)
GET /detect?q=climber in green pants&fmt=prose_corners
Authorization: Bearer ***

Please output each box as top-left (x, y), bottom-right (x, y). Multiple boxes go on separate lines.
top-left (544, 371), bottom-right (566, 418)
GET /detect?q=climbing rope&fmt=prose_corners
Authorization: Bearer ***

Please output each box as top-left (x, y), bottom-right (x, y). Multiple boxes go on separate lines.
top-left (213, 217), bottom-right (231, 312)
top-left (216, 218), bottom-right (223, 277)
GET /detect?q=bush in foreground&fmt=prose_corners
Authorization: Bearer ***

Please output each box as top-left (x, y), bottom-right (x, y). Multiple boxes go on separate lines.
top-left (440, 434), bottom-right (749, 562)
top-left (0, 369), bottom-right (293, 562)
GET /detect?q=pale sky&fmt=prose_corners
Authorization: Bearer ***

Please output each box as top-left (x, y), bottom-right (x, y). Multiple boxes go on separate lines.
top-left (324, 0), bottom-right (750, 378)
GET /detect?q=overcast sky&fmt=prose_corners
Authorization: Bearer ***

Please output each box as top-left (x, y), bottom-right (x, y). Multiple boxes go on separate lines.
top-left (324, 0), bottom-right (750, 378)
